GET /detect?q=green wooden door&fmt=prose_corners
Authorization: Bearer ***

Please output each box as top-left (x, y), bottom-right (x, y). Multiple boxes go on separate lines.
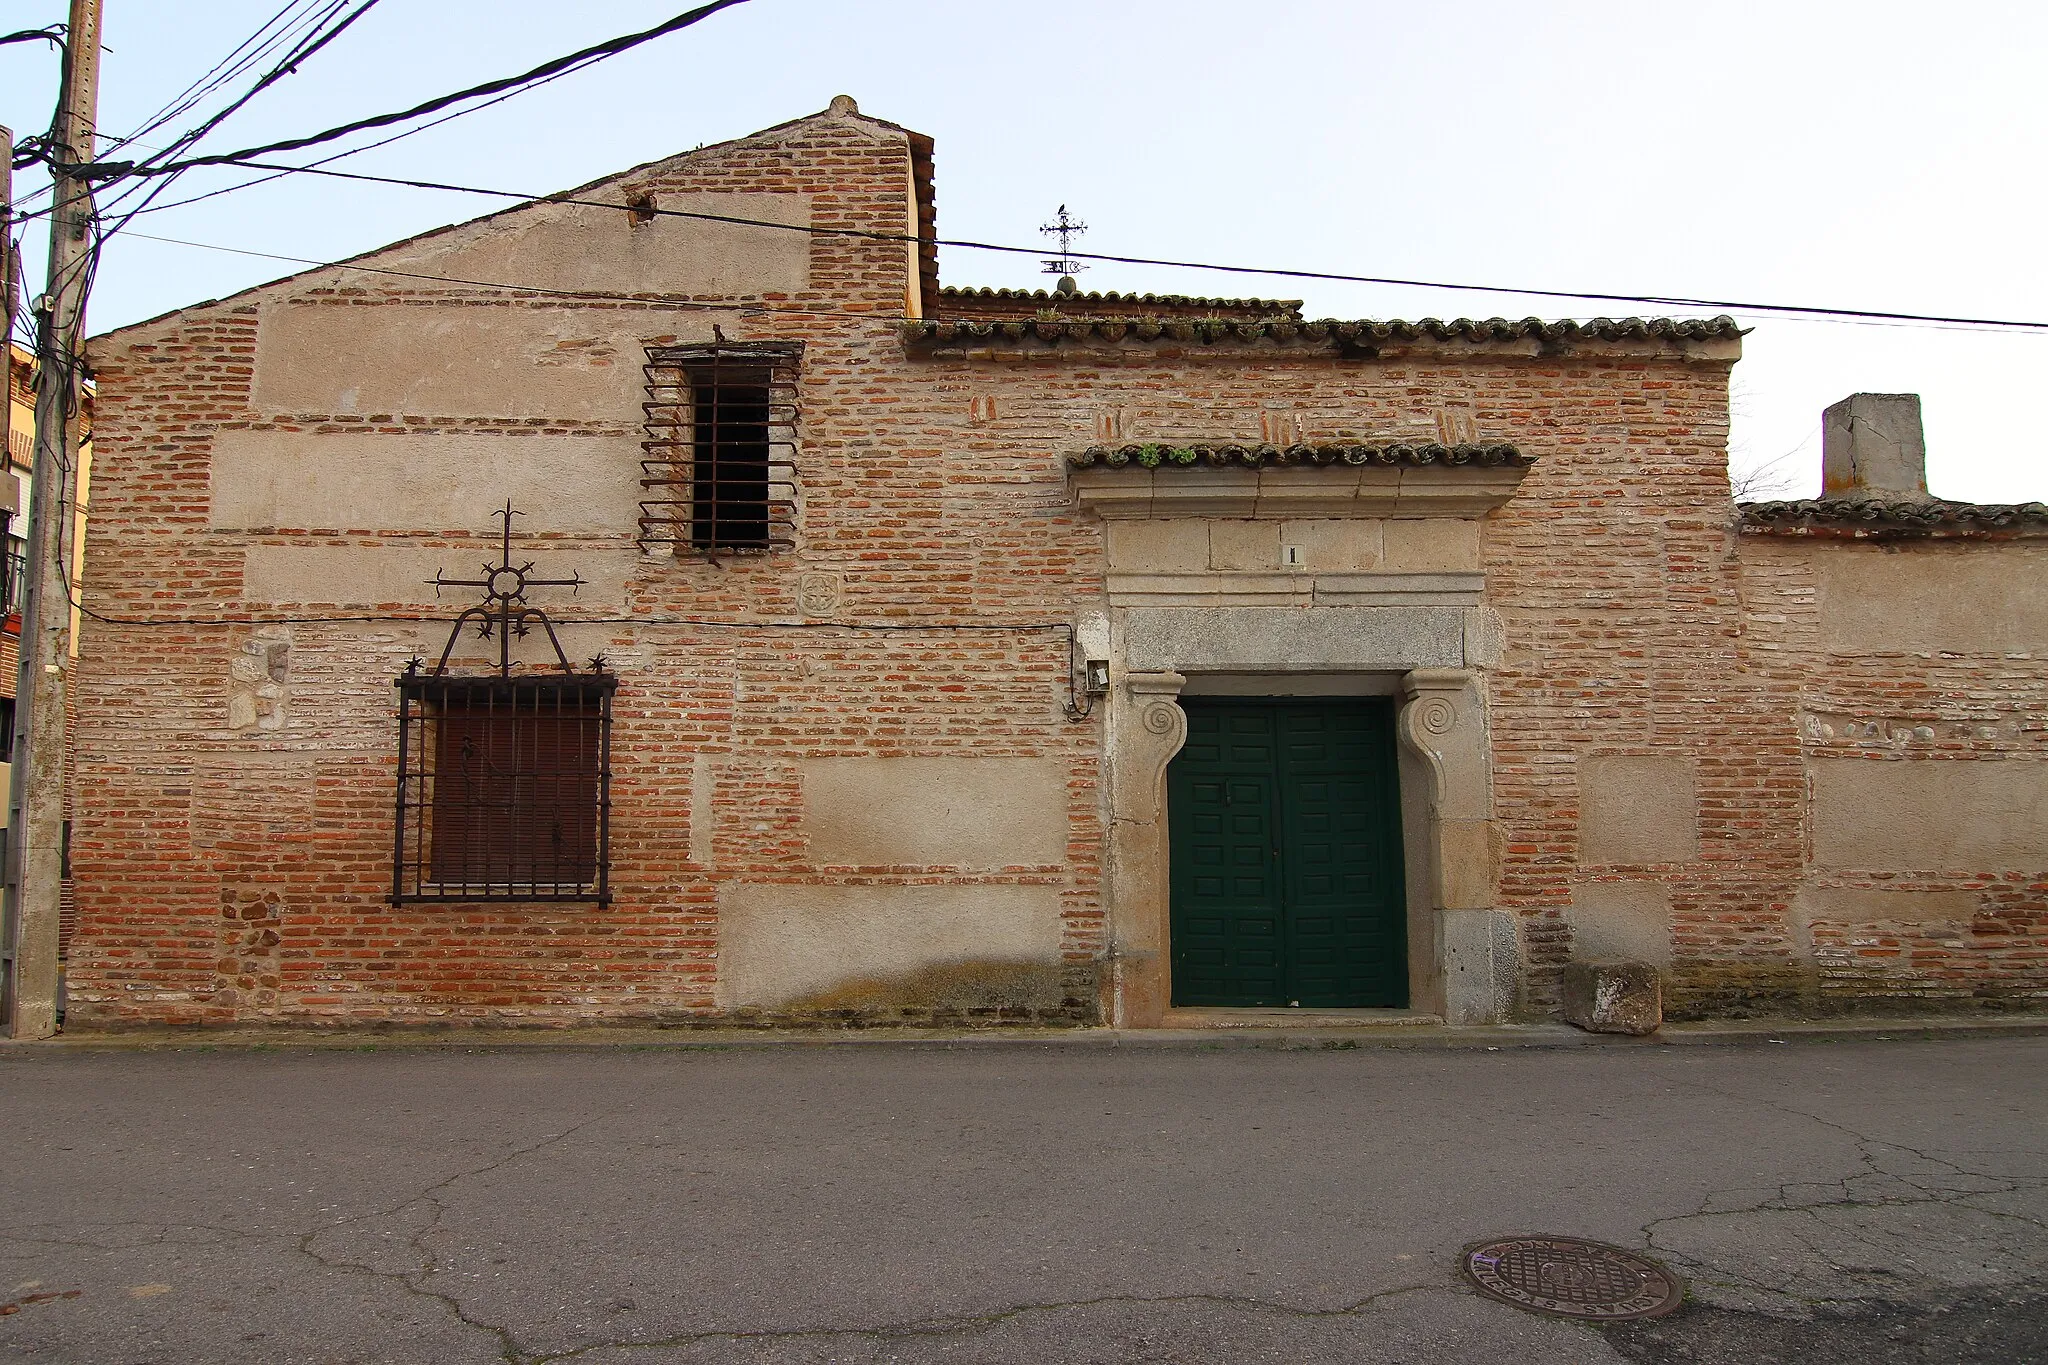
top-left (1168, 696), bottom-right (1408, 1008)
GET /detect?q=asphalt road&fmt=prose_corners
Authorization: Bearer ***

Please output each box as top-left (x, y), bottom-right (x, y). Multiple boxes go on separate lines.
top-left (0, 1035), bottom-right (2043, 1364)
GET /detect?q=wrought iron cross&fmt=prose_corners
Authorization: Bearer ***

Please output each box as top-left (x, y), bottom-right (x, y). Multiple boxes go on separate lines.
top-left (1040, 203), bottom-right (1088, 280)
top-left (424, 501), bottom-right (587, 677)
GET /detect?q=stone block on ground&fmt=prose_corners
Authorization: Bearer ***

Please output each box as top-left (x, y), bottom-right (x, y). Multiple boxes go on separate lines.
top-left (1562, 959), bottom-right (1662, 1036)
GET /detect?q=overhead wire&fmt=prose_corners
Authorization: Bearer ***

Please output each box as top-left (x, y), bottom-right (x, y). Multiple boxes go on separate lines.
top-left (111, 45), bottom-right (643, 223)
top-left (77, 0), bottom-right (753, 182)
top-left (12, 5), bottom-right (2041, 335)
top-left (128, 0), bottom-right (381, 176)
top-left (105, 157), bottom-right (2048, 335)
top-left (102, 0), bottom-right (337, 158)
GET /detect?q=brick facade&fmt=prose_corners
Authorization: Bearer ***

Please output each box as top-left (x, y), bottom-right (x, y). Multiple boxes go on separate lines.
top-left (68, 103), bottom-right (2047, 1029)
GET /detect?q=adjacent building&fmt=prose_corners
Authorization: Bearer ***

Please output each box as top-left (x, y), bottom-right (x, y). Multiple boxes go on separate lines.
top-left (66, 100), bottom-right (2048, 1030)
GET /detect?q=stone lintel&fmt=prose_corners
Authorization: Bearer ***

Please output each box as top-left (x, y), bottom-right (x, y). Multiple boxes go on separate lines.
top-left (1071, 465), bottom-right (1528, 520)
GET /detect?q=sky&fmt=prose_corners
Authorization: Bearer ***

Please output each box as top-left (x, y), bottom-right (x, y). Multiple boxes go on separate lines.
top-left (4, 0), bottom-right (2046, 502)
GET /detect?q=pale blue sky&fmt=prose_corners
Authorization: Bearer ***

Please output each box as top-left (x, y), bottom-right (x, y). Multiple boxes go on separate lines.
top-left (6, 0), bottom-right (2045, 500)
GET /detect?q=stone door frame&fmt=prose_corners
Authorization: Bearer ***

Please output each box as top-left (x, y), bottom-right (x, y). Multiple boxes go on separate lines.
top-left (1101, 606), bottom-right (1516, 1026)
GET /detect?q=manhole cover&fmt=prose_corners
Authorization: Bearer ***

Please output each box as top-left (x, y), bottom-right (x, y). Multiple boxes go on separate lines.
top-left (1462, 1237), bottom-right (1684, 1321)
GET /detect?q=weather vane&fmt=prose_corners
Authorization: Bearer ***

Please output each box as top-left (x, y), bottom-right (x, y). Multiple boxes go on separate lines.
top-left (1040, 204), bottom-right (1088, 283)
top-left (416, 501), bottom-right (589, 677)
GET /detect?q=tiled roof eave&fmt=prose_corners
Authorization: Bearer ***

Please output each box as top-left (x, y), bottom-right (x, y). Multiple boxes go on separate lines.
top-left (1070, 442), bottom-right (1532, 470)
top-left (1739, 496), bottom-right (2048, 539)
top-left (904, 314), bottom-right (1744, 350)
top-left (937, 285), bottom-right (1302, 312)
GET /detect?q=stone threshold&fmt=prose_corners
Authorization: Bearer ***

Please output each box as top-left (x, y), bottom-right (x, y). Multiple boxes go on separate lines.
top-left (1159, 1007), bottom-right (1445, 1030)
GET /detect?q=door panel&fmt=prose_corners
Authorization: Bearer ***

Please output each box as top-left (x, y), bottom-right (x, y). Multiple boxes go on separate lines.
top-left (1168, 696), bottom-right (1408, 1008)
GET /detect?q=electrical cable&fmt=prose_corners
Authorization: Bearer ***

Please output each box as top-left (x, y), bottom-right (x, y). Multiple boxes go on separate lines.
top-left (127, 0), bottom-right (381, 174)
top-left (0, 26), bottom-right (65, 49)
top-left (78, 0), bottom-right (752, 182)
top-left (112, 157), bottom-right (2048, 335)
top-left (14, 7), bottom-right (2042, 333)
top-left (102, 0), bottom-right (336, 158)
top-left (113, 52), bottom-right (618, 223)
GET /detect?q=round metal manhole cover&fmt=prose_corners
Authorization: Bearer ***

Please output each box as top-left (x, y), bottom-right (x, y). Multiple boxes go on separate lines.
top-left (1462, 1237), bottom-right (1684, 1321)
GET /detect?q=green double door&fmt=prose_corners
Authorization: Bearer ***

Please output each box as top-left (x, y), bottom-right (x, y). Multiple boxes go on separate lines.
top-left (1168, 696), bottom-right (1408, 1008)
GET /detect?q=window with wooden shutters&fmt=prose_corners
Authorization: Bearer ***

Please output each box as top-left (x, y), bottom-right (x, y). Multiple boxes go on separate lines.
top-left (394, 675), bottom-right (615, 905)
top-left (640, 341), bottom-right (801, 554)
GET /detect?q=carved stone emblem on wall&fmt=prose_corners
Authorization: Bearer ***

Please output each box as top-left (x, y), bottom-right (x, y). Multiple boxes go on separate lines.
top-left (798, 571), bottom-right (843, 617)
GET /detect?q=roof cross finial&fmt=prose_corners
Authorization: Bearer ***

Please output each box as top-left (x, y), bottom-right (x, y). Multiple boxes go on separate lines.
top-left (1040, 204), bottom-right (1088, 288)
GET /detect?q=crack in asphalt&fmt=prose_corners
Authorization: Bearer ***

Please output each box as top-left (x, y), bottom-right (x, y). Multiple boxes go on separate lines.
top-left (1629, 1073), bottom-right (2048, 1311)
top-left (293, 1116), bottom-right (610, 1365)
top-left (522, 1282), bottom-right (1453, 1364)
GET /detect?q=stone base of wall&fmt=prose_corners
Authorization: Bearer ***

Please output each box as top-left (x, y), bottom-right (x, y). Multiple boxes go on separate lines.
top-left (1661, 960), bottom-right (2048, 1022)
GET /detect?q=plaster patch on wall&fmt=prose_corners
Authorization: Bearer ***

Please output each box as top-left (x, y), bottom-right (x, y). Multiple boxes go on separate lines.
top-left (253, 302), bottom-right (735, 419)
top-left (714, 883), bottom-right (1064, 1010)
top-left (1567, 881), bottom-right (1672, 967)
top-left (1577, 755), bottom-right (1699, 865)
top-left (1811, 758), bottom-right (2048, 871)
top-left (242, 546), bottom-right (634, 607)
top-left (376, 191), bottom-right (812, 298)
top-left (800, 757), bottom-right (1068, 867)
top-left (1816, 550), bottom-right (2048, 655)
top-left (211, 432), bottom-right (638, 534)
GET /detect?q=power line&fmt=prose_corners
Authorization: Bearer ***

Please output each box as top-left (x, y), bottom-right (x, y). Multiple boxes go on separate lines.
top-left (77, 0), bottom-right (752, 182)
top-left (0, 26), bottom-right (66, 50)
top-left (131, 0), bottom-right (381, 174)
top-left (103, 0), bottom-right (338, 158)
top-left (124, 156), bottom-right (2048, 335)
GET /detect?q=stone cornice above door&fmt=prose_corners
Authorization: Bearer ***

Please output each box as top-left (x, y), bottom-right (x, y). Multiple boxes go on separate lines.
top-left (1068, 443), bottom-right (1534, 519)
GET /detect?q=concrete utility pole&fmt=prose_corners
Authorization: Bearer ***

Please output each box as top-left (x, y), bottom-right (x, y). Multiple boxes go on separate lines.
top-left (5, 0), bottom-right (102, 1038)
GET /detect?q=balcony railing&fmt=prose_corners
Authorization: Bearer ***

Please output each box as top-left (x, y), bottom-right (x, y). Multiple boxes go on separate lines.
top-left (4, 547), bottom-right (25, 618)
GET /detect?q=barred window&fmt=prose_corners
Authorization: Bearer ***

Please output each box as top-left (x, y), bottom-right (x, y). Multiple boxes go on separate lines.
top-left (392, 674), bottom-right (615, 905)
top-left (641, 341), bottom-right (801, 553)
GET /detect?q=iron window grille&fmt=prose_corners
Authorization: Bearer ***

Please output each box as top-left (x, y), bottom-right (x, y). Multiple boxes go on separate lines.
top-left (393, 673), bottom-right (614, 905)
top-left (391, 505), bottom-right (615, 906)
top-left (640, 340), bottom-right (802, 554)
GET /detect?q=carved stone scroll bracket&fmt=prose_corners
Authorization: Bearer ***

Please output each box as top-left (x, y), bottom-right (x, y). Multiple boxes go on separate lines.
top-left (1104, 669), bottom-right (1187, 1027)
top-left (1123, 670), bottom-right (1189, 821)
top-left (1398, 666), bottom-right (1514, 1024)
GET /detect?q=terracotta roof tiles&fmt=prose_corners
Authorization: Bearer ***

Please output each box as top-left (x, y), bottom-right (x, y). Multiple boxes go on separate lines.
top-left (1740, 496), bottom-right (2048, 538)
top-left (906, 314), bottom-right (1743, 349)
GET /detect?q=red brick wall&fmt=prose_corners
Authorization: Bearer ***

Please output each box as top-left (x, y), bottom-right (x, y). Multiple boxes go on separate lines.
top-left (70, 110), bottom-right (2047, 1027)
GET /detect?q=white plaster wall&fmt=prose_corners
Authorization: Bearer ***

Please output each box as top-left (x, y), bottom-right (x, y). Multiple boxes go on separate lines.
top-left (377, 192), bottom-right (813, 298)
top-left (1811, 759), bottom-right (2048, 870)
top-left (209, 432), bottom-right (638, 534)
top-left (714, 883), bottom-right (1066, 1010)
top-left (241, 546), bottom-right (635, 607)
top-left (252, 302), bottom-right (739, 419)
top-left (800, 757), bottom-right (1069, 867)
top-left (1817, 551), bottom-right (2048, 654)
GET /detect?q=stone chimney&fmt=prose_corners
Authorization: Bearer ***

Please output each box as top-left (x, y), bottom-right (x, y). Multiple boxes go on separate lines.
top-left (1822, 393), bottom-right (1929, 501)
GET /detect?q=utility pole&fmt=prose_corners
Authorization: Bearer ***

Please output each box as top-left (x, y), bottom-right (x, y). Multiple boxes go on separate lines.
top-left (5, 0), bottom-right (102, 1038)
